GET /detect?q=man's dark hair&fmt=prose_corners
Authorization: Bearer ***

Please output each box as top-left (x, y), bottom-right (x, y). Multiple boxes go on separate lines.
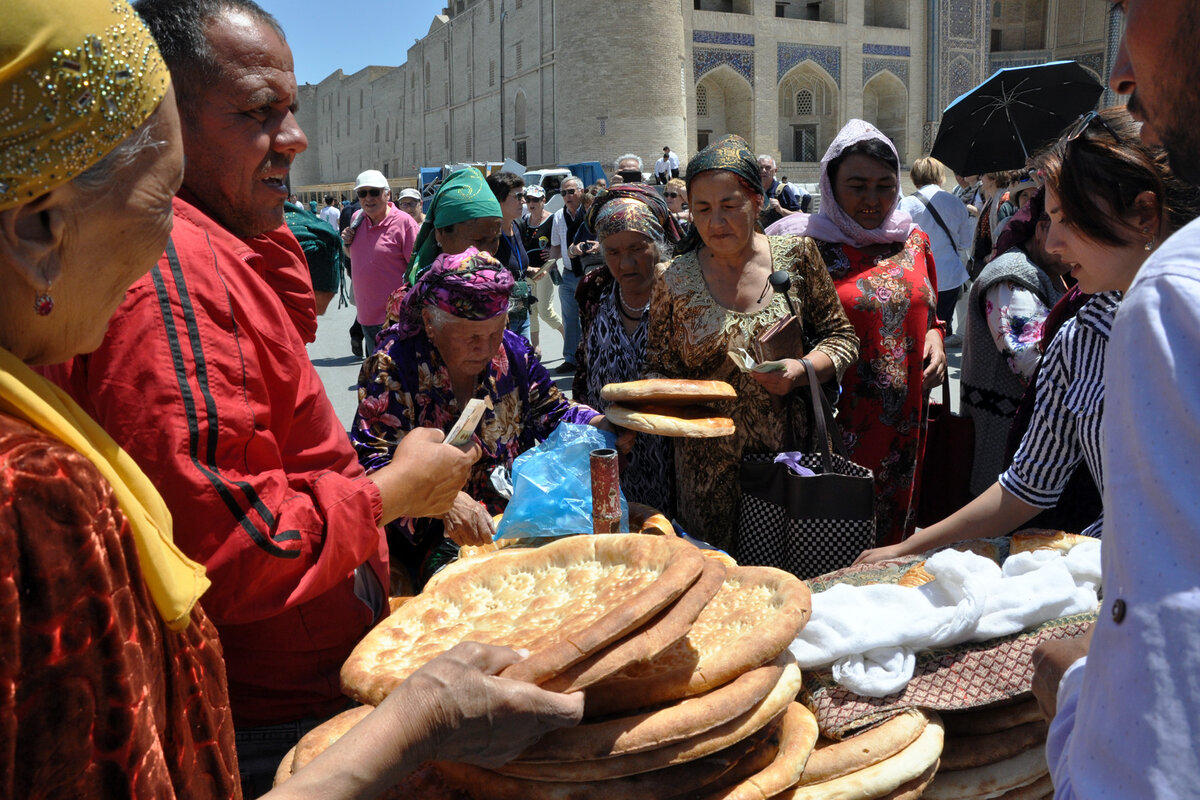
top-left (486, 171), bottom-right (525, 202)
top-left (324, 195), bottom-right (335, 205)
top-left (133, 0), bottom-right (285, 113)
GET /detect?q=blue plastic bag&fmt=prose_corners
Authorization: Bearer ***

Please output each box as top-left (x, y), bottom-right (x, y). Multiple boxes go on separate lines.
top-left (495, 423), bottom-right (629, 539)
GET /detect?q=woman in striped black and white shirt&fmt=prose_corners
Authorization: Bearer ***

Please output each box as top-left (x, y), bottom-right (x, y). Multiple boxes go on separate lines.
top-left (857, 107), bottom-right (1200, 564)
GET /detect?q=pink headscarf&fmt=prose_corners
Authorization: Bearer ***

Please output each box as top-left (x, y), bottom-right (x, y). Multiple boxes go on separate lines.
top-left (766, 119), bottom-right (916, 248)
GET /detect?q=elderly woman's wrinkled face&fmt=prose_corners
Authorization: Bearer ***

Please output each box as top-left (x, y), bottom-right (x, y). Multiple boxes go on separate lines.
top-left (832, 152), bottom-right (898, 230)
top-left (49, 92), bottom-right (185, 363)
top-left (424, 309), bottom-right (508, 377)
top-left (688, 170), bottom-right (760, 257)
top-left (601, 230), bottom-right (659, 296)
top-left (435, 216), bottom-right (502, 259)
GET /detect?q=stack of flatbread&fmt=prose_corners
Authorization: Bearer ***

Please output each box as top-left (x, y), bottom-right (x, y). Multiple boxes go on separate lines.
top-left (274, 534), bottom-right (821, 798)
top-left (920, 696), bottom-right (1051, 799)
top-left (601, 379), bottom-right (737, 438)
top-left (766, 708), bottom-right (945, 799)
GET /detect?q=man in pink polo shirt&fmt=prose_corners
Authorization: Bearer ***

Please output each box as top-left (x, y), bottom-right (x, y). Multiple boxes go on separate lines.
top-left (343, 169), bottom-right (419, 355)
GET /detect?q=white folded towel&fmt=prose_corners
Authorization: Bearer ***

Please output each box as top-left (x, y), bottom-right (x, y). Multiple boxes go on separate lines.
top-left (790, 540), bottom-right (1102, 697)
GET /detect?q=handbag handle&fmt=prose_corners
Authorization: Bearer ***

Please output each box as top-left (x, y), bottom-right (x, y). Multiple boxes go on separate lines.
top-left (799, 357), bottom-right (850, 473)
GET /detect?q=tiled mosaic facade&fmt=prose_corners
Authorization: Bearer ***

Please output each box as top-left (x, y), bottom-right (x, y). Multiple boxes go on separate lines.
top-left (694, 30), bottom-right (755, 47)
top-left (777, 44), bottom-right (842, 87)
top-left (864, 58), bottom-right (909, 89)
top-left (694, 48), bottom-right (755, 85)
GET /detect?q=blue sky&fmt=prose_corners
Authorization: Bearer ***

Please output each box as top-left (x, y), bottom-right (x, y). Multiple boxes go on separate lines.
top-left (259, 0), bottom-right (450, 86)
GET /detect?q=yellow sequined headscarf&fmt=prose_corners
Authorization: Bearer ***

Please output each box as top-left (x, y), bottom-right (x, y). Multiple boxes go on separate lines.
top-left (0, 0), bottom-right (170, 210)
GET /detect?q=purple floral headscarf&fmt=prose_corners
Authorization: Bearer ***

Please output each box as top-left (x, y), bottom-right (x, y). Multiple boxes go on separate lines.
top-left (392, 247), bottom-right (514, 339)
top-left (766, 119), bottom-right (916, 248)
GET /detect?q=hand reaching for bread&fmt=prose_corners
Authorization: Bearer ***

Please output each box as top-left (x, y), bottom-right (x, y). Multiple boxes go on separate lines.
top-left (441, 491), bottom-right (496, 546)
top-left (396, 642), bottom-right (586, 768)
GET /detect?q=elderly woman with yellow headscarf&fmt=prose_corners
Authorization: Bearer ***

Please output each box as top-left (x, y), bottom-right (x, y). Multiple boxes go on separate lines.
top-left (355, 248), bottom-right (628, 588)
top-left (0, 3), bottom-right (582, 797)
top-left (644, 135), bottom-right (859, 554)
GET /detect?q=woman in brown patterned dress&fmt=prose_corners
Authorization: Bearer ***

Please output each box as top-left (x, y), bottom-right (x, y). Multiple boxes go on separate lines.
top-left (0, 3), bottom-right (580, 798)
top-left (644, 135), bottom-right (859, 554)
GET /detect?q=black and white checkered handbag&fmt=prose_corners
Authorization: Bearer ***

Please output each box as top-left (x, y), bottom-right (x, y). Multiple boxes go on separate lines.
top-left (737, 359), bottom-right (875, 580)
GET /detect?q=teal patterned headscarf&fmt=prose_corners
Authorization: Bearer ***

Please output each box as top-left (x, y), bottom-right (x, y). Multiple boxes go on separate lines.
top-left (406, 168), bottom-right (503, 283)
top-left (677, 134), bottom-right (765, 253)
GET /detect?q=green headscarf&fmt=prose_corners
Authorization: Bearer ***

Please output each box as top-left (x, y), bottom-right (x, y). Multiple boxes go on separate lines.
top-left (677, 134), bottom-right (765, 254)
top-left (405, 167), bottom-right (503, 284)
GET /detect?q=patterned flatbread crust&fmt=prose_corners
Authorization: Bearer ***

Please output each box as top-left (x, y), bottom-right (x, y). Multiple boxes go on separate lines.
top-left (540, 558), bottom-right (726, 693)
top-left (796, 708), bottom-right (930, 786)
top-left (519, 651), bottom-right (786, 763)
top-left (922, 743), bottom-right (1047, 800)
top-left (698, 703), bottom-right (820, 800)
top-left (584, 566), bottom-right (811, 716)
top-left (341, 534), bottom-right (706, 705)
top-left (774, 713), bottom-right (944, 800)
top-left (600, 379), bottom-right (737, 406)
top-left (495, 660), bottom-right (804, 781)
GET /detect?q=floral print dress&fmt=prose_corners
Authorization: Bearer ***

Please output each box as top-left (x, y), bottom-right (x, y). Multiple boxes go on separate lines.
top-left (644, 235), bottom-right (859, 554)
top-left (352, 327), bottom-right (598, 545)
top-left (816, 229), bottom-right (939, 546)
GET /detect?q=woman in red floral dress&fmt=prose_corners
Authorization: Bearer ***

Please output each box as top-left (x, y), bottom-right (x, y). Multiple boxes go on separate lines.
top-left (769, 120), bottom-right (947, 546)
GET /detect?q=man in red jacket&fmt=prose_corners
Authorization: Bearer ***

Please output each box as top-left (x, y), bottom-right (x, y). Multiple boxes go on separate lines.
top-left (42, 0), bottom-right (477, 794)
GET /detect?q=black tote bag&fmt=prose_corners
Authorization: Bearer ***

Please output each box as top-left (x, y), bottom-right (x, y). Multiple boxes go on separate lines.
top-left (737, 359), bottom-right (876, 579)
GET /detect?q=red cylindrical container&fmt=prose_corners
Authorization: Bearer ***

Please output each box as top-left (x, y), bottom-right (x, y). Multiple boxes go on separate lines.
top-left (590, 448), bottom-right (621, 534)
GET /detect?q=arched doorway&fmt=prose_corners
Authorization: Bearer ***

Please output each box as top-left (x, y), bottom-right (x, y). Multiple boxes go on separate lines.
top-left (778, 61), bottom-right (839, 162)
top-left (695, 65), bottom-right (753, 151)
top-left (863, 71), bottom-right (908, 161)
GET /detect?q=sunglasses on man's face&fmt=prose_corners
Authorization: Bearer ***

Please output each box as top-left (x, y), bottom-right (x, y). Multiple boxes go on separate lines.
top-left (514, 192), bottom-right (526, 200)
top-left (664, 192), bottom-right (680, 198)
top-left (357, 188), bottom-right (383, 198)
top-left (526, 197), bottom-right (544, 203)
top-left (562, 189), bottom-right (579, 196)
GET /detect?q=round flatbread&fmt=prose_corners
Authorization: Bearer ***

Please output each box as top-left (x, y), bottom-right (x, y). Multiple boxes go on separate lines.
top-left (897, 562), bottom-right (934, 588)
top-left (341, 534), bottom-right (707, 705)
top-left (539, 557), bottom-right (727, 693)
top-left (273, 744), bottom-right (297, 786)
top-left (941, 696), bottom-right (1042, 736)
top-left (604, 402), bottom-right (735, 438)
top-left (699, 703), bottom-right (820, 800)
top-left (292, 705), bottom-right (373, 772)
top-left (600, 379), bottom-right (737, 406)
top-left (585, 566), bottom-right (811, 717)
top-left (1009, 530), bottom-right (1091, 555)
top-left (774, 713), bottom-right (944, 800)
top-left (921, 744), bottom-right (1046, 800)
top-left (796, 708), bottom-right (930, 786)
top-left (519, 652), bottom-right (787, 763)
top-left (939, 719), bottom-right (1048, 771)
top-left (495, 660), bottom-right (804, 781)
top-left (435, 717), bottom-right (780, 800)
top-left (878, 761), bottom-right (940, 800)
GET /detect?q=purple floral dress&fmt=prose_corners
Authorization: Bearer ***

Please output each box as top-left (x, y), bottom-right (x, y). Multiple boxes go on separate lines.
top-left (352, 327), bottom-right (598, 542)
top-left (816, 229), bottom-right (939, 546)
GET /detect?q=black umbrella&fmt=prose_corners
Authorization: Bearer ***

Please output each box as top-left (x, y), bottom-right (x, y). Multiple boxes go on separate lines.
top-left (931, 60), bottom-right (1103, 175)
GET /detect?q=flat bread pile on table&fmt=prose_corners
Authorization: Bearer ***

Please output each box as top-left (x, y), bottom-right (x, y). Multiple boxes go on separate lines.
top-left (922, 696), bottom-right (1051, 799)
top-left (601, 379), bottom-right (737, 438)
top-left (275, 534), bottom-right (826, 798)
